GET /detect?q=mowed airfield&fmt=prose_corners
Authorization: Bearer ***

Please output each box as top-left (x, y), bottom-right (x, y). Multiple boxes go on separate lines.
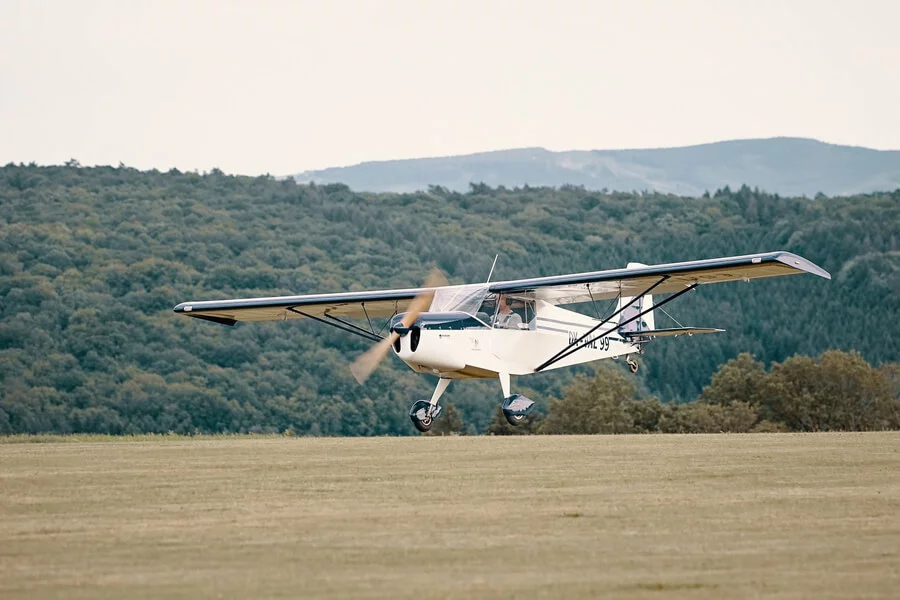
top-left (2, 434), bottom-right (898, 599)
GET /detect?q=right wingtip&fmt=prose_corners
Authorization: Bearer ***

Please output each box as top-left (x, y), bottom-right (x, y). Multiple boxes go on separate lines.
top-left (775, 252), bottom-right (831, 280)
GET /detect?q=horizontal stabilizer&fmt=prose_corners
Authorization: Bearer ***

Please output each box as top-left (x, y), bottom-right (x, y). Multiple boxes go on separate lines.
top-left (621, 327), bottom-right (724, 339)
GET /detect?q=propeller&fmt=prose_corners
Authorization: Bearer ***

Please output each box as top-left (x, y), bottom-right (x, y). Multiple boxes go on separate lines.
top-left (349, 268), bottom-right (448, 384)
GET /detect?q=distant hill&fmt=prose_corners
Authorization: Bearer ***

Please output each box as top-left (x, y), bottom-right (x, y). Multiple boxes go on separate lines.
top-left (295, 137), bottom-right (900, 196)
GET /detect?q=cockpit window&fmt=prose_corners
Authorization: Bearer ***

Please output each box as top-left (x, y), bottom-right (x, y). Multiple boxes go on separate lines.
top-left (429, 284), bottom-right (489, 315)
top-left (478, 294), bottom-right (535, 330)
top-left (424, 284), bottom-right (534, 330)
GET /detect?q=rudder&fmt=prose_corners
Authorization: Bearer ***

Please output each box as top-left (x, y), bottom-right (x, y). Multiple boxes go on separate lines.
top-left (617, 262), bottom-right (655, 334)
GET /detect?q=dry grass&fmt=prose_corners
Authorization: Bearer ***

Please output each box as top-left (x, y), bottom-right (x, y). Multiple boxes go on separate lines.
top-left (1, 433), bottom-right (899, 599)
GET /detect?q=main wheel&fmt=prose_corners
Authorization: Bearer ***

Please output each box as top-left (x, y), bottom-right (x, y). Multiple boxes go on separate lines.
top-left (628, 359), bottom-right (639, 374)
top-left (501, 394), bottom-right (535, 427)
top-left (409, 400), bottom-right (435, 432)
top-left (504, 413), bottom-right (526, 426)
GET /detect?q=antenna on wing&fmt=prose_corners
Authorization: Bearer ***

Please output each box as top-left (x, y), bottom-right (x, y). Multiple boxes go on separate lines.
top-left (486, 254), bottom-right (499, 283)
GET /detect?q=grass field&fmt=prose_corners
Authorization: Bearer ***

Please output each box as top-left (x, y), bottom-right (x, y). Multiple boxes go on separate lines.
top-left (2, 433), bottom-right (899, 599)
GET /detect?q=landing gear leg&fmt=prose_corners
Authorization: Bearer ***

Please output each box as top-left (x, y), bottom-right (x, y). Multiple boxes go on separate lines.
top-left (499, 372), bottom-right (511, 399)
top-left (499, 372), bottom-right (535, 426)
top-left (409, 378), bottom-right (450, 433)
top-left (626, 355), bottom-right (639, 374)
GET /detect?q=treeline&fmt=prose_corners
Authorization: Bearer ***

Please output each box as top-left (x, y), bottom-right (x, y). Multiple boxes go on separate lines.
top-left (1, 163), bottom-right (898, 435)
top-left (483, 350), bottom-right (899, 435)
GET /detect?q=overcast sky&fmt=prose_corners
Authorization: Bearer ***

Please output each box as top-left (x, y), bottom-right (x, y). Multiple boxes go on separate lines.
top-left (1, 0), bottom-right (897, 175)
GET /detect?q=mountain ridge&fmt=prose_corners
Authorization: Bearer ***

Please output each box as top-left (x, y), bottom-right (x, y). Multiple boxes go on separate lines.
top-left (295, 137), bottom-right (900, 197)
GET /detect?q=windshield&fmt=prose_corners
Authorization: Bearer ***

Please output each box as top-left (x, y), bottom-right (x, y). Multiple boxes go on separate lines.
top-left (429, 284), bottom-right (489, 315)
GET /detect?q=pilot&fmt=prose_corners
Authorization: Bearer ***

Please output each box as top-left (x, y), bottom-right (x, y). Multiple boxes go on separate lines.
top-left (495, 295), bottom-right (523, 329)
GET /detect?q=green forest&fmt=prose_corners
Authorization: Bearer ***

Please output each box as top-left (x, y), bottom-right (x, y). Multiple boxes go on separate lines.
top-left (1, 163), bottom-right (898, 435)
top-left (482, 351), bottom-right (899, 436)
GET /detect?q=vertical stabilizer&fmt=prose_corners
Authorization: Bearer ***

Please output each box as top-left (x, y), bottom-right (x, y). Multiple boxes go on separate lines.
top-left (617, 262), bottom-right (655, 334)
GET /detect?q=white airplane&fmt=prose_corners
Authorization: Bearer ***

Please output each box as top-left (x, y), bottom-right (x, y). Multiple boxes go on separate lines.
top-left (174, 251), bottom-right (830, 432)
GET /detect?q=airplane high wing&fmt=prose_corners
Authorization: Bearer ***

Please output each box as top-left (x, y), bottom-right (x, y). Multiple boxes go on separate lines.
top-left (173, 250), bottom-right (830, 326)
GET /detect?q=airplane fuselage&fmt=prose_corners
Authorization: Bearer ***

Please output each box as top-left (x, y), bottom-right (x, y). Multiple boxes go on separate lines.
top-left (394, 300), bottom-right (641, 379)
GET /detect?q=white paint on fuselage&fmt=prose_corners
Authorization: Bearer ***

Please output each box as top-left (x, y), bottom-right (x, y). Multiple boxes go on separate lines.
top-left (394, 300), bottom-right (641, 380)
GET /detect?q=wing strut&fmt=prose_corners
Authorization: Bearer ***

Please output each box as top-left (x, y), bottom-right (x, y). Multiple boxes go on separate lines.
top-left (325, 313), bottom-right (385, 341)
top-left (535, 281), bottom-right (698, 372)
top-left (376, 302), bottom-right (399, 336)
top-left (535, 276), bottom-right (670, 372)
top-left (287, 308), bottom-right (383, 343)
top-left (361, 303), bottom-right (376, 336)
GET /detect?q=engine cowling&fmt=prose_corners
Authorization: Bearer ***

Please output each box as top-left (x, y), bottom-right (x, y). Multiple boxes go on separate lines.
top-left (391, 312), bottom-right (476, 372)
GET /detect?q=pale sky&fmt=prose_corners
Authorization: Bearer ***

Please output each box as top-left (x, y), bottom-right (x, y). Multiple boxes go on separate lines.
top-left (1, 0), bottom-right (898, 175)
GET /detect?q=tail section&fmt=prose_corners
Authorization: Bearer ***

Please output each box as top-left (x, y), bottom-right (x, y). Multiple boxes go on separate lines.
top-left (617, 262), bottom-right (655, 335)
